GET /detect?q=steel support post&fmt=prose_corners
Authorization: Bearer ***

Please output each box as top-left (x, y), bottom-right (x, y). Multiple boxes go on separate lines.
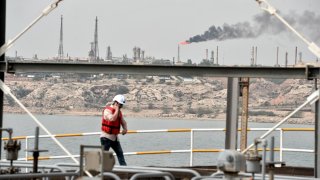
top-left (0, 0), bottom-right (6, 157)
top-left (240, 77), bottom-right (249, 151)
top-left (315, 78), bottom-right (319, 177)
top-left (225, 77), bottom-right (240, 150)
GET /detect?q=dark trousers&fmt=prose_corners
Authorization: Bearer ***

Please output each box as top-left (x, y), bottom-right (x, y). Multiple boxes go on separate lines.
top-left (100, 137), bottom-right (127, 166)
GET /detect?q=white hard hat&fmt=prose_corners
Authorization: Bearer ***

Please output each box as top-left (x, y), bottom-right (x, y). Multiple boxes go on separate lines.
top-left (113, 94), bottom-right (126, 105)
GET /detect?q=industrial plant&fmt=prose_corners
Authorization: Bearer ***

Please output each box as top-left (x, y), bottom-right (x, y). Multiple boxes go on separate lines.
top-left (7, 15), bottom-right (318, 68)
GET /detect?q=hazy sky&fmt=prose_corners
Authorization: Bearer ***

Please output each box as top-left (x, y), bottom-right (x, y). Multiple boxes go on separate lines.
top-left (5, 0), bottom-right (320, 66)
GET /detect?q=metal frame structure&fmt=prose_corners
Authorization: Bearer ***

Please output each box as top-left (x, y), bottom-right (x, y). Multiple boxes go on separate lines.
top-left (225, 77), bottom-right (239, 150)
top-left (0, 0), bottom-right (6, 157)
top-left (1, 0), bottom-right (320, 177)
top-left (316, 80), bottom-right (320, 177)
top-left (0, 61), bottom-right (320, 175)
top-left (0, 62), bottom-right (319, 79)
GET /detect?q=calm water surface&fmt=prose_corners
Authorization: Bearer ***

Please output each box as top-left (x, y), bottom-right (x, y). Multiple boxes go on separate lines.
top-left (1, 114), bottom-right (315, 167)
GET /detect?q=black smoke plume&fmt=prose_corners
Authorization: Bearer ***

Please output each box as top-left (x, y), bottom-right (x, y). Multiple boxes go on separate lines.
top-left (186, 11), bottom-right (320, 43)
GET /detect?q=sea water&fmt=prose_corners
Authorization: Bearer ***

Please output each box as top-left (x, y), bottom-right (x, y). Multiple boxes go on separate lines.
top-left (1, 114), bottom-right (314, 167)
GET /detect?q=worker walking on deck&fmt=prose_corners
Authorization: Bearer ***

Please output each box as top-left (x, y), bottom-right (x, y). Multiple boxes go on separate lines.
top-left (100, 94), bottom-right (128, 166)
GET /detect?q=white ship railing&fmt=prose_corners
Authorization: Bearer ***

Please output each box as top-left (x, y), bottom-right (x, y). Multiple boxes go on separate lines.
top-left (2, 127), bottom-right (315, 166)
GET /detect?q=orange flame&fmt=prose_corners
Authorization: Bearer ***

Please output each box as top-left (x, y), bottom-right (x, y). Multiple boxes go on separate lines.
top-left (179, 41), bottom-right (191, 45)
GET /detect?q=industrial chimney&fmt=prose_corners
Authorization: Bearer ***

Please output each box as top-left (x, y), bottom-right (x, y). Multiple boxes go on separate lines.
top-left (133, 47), bottom-right (137, 61)
top-left (211, 50), bottom-right (214, 64)
top-left (58, 15), bottom-right (64, 61)
top-left (250, 46), bottom-right (254, 66)
top-left (216, 46), bottom-right (219, 65)
top-left (141, 50), bottom-right (145, 61)
top-left (106, 46), bottom-right (112, 60)
top-left (205, 49), bottom-right (208, 60)
top-left (254, 46), bottom-right (257, 66)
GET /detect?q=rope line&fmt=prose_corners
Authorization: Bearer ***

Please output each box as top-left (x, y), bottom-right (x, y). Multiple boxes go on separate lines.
top-left (0, 80), bottom-right (78, 164)
top-left (0, 0), bottom-right (63, 56)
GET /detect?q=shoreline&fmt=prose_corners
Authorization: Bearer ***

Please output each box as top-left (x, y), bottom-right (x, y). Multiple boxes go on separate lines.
top-left (3, 108), bottom-right (315, 124)
top-left (3, 77), bottom-right (316, 125)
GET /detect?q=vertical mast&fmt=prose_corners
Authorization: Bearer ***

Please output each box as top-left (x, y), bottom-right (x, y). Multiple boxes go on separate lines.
top-left (216, 46), bottom-right (219, 65)
top-left (94, 16), bottom-right (99, 60)
top-left (58, 15), bottom-right (64, 60)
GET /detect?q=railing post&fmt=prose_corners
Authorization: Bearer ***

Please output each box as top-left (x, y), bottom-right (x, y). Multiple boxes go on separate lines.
top-left (25, 137), bottom-right (28, 162)
top-left (279, 129), bottom-right (283, 165)
top-left (25, 137), bottom-right (29, 172)
top-left (190, 130), bottom-right (194, 166)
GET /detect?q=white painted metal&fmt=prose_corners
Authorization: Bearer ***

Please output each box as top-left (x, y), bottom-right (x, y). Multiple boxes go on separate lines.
top-left (190, 130), bottom-right (194, 166)
top-left (242, 90), bottom-right (320, 154)
top-left (280, 129), bottom-right (283, 163)
top-left (13, 127), bottom-right (317, 167)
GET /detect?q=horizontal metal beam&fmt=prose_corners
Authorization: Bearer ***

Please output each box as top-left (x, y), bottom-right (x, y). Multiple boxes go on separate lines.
top-left (2, 61), bottom-right (320, 79)
top-left (0, 172), bottom-right (78, 179)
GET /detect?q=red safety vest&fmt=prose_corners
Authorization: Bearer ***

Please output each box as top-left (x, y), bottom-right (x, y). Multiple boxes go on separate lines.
top-left (101, 106), bottom-right (122, 134)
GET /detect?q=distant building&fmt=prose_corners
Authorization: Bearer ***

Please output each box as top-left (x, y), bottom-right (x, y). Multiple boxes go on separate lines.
top-left (152, 59), bottom-right (172, 65)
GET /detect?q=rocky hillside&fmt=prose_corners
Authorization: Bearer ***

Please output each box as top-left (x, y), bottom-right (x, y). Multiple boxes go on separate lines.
top-left (3, 74), bottom-right (316, 123)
